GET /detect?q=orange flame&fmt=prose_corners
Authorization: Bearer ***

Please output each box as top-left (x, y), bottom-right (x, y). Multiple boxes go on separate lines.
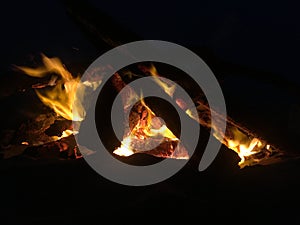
top-left (145, 65), bottom-right (176, 97)
top-left (17, 54), bottom-right (102, 145)
top-left (16, 54), bottom-right (102, 121)
top-left (114, 95), bottom-right (188, 159)
top-left (145, 63), bottom-right (276, 167)
top-left (52, 129), bottom-right (79, 141)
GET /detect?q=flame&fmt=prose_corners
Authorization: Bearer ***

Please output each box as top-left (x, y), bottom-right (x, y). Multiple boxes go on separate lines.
top-left (145, 63), bottom-right (277, 167)
top-left (17, 55), bottom-right (279, 166)
top-left (226, 130), bottom-right (262, 166)
top-left (140, 64), bottom-right (176, 97)
top-left (61, 129), bottom-right (77, 139)
top-left (114, 96), bottom-right (188, 159)
top-left (113, 136), bottom-right (134, 156)
top-left (16, 54), bottom-right (102, 121)
top-left (134, 98), bottom-right (178, 140)
top-left (52, 129), bottom-right (79, 141)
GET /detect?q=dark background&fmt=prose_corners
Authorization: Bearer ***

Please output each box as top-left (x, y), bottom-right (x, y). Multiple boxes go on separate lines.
top-left (0, 0), bottom-right (299, 224)
top-left (0, 1), bottom-right (299, 82)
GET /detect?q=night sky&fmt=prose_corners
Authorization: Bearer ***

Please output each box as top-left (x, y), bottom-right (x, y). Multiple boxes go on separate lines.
top-left (0, 0), bottom-right (299, 83)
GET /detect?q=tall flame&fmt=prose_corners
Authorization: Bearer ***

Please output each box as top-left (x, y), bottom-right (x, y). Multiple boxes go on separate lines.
top-left (16, 54), bottom-right (101, 121)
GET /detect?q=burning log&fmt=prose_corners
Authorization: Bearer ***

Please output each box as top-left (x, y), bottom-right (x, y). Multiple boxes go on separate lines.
top-left (0, 55), bottom-right (101, 159)
top-left (0, 112), bottom-right (78, 159)
top-left (5, 55), bottom-right (189, 161)
top-left (138, 64), bottom-right (287, 168)
top-left (111, 73), bottom-right (189, 159)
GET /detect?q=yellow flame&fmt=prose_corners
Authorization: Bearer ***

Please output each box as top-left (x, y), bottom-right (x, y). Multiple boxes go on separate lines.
top-left (52, 129), bottom-right (78, 141)
top-left (144, 64), bottom-right (176, 97)
top-left (185, 108), bottom-right (199, 121)
top-left (146, 64), bottom-right (274, 167)
top-left (16, 54), bottom-right (101, 121)
top-left (227, 133), bottom-right (262, 165)
top-left (113, 136), bottom-right (134, 156)
top-left (138, 97), bottom-right (178, 139)
top-left (113, 95), bottom-right (184, 158)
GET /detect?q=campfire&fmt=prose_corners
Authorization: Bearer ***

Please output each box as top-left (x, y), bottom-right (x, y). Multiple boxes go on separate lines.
top-left (0, 53), bottom-right (285, 169)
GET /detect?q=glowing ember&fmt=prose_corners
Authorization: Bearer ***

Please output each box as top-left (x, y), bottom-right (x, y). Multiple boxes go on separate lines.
top-left (113, 96), bottom-right (189, 159)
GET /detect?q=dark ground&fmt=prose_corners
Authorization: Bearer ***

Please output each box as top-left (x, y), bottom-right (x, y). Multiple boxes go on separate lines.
top-left (0, 1), bottom-right (300, 224)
